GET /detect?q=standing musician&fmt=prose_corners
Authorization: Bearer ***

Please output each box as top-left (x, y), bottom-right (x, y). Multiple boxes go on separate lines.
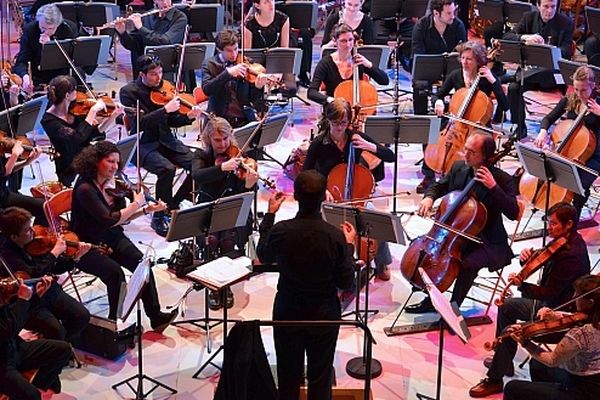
top-left (244, 0), bottom-right (290, 49)
top-left (256, 170), bottom-right (356, 400)
top-left (0, 276), bottom-right (71, 399)
top-left (411, 0), bottom-right (467, 194)
top-left (120, 55), bottom-right (203, 237)
top-left (202, 28), bottom-right (269, 129)
top-left (532, 66), bottom-right (600, 221)
top-left (502, 0), bottom-right (574, 140)
top-left (469, 202), bottom-right (590, 398)
top-left (321, 0), bottom-right (374, 47)
top-left (41, 75), bottom-right (123, 187)
top-left (190, 117), bottom-right (259, 310)
top-left (69, 141), bottom-right (177, 331)
top-left (308, 23), bottom-right (389, 110)
top-left (303, 98), bottom-right (395, 280)
top-left (0, 207), bottom-right (90, 344)
top-left (407, 131), bottom-right (519, 313)
top-left (503, 274), bottom-right (600, 400)
top-left (114, 0), bottom-right (188, 79)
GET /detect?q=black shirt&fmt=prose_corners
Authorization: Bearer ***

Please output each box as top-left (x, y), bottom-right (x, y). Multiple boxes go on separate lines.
top-left (411, 14), bottom-right (467, 57)
top-left (245, 10), bottom-right (289, 49)
top-left (0, 236), bottom-right (74, 279)
top-left (321, 11), bottom-right (374, 46)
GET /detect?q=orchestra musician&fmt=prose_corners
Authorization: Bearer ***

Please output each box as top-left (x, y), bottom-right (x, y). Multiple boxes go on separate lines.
top-left (532, 66), bottom-right (600, 221)
top-left (411, 0), bottom-right (467, 194)
top-left (469, 202), bottom-right (590, 398)
top-left (256, 170), bottom-right (356, 400)
top-left (1, 72), bottom-right (20, 110)
top-left (114, 0), bottom-right (188, 79)
top-left (502, 0), bottom-right (574, 140)
top-left (303, 98), bottom-right (395, 281)
top-left (244, 0), bottom-right (290, 49)
top-left (69, 141), bottom-right (177, 331)
top-left (0, 276), bottom-right (71, 399)
top-left (0, 207), bottom-right (90, 344)
top-left (321, 0), bottom-right (374, 47)
top-left (408, 131), bottom-right (519, 313)
top-left (41, 75), bottom-right (123, 187)
top-left (120, 55), bottom-right (203, 237)
top-left (190, 116), bottom-right (258, 310)
top-left (202, 28), bottom-right (268, 129)
top-left (503, 274), bottom-right (600, 400)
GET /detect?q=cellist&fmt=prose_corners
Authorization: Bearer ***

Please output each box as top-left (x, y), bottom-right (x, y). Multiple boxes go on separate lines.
top-left (408, 131), bottom-right (519, 314)
top-left (532, 66), bottom-right (600, 221)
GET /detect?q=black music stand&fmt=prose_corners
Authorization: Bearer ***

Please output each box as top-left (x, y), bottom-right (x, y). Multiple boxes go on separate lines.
top-left (112, 258), bottom-right (178, 399)
top-left (364, 115), bottom-right (441, 213)
top-left (477, 0), bottom-right (504, 22)
top-left (415, 267), bottom-right (470, 400)
top-left (233, 113), bottom-right (289, 167)
top-left (39, 36), bottom-right (107, 70)
top-left (145, 43), bottom-right (211, 83)
top-left (184, 4), bottom-right (224, 35)
top-left (115, 135), bottom-right (138, 170)
top-left (0, 96), bottom-right (48, 136)
top-left (586, 6), bottom-right (600, 35)
top-left (282, 1), bottom-right (318, 31)
top-left (558, 59), bottom-right (600, 87)
top-left (504, 0), bottom-right (535, 24)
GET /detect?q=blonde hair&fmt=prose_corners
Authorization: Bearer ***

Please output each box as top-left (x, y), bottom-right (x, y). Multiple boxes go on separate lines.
top-left (567, 66), bottom-right (596, 112)
top-left (200, 117), bottom-right (237, 151)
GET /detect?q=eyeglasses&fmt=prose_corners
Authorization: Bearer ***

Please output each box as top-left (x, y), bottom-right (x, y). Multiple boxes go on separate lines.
top-left (463, 148), bottom-right (481, 156)
top-left (329, 119), bottom-right (349, 127)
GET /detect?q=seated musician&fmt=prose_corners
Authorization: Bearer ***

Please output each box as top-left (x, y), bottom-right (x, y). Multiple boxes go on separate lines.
top-left (321, 0), bottom-right (374, 48)
top-left (114, 0), bottom-right (188, 79)
top-left (120, 55), bottom-right (203, 237)
top-left (1, 72), bottom-right (20, 110)
top-left (202, 28), bottom-right (268, 129)
top-left (532, 66), bottom-right (600, 221)
top-left (0, 207), bottom-right (90, 344)
top-left (42, 75), bottom-right (123, 187)
top-left (502, 0), bottom-right (574, 140)
top-left (503, 274), bottom-right (600, 400)
top-left (409, 131), bottom-right (519, 314)
top-left (303, 98), bottom-right (395, 281)
top-left (190, 116), bottom-right (258, 310)
top-left (0, 276), bottom-right (71, 399)
top-left (469, 202), bottom-right (590, 398)
top-left (256, 170), bottom-right (356, 400)
top-left (69, 141), bottom-right (177, 332)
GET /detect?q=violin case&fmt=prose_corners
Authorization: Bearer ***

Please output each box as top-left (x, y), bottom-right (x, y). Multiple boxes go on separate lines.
top-left (73, 314), bottom-right (136, 359)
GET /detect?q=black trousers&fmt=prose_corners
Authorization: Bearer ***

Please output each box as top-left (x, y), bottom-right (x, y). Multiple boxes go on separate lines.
top-left (76, 231), bottom-right (162, 320)
top-left (273, 293), bottom-right (340, 400)
top-left (585, 35), bottom-right (600, 67)
top-left (3, 191), bottom-right (47, 226)
top-left (412, 81), bottom-right (436, 179)
top-left (0, 338), bottom-right (71, 400)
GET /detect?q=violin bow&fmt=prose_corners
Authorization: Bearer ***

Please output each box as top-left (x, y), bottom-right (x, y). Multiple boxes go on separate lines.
top-left (52, 38), bottom-right (96, 100)
top-left (0, 254), bottom-right (18, 281)
top-left (34, 161), bottom-right (62, 236)
top-left (174, 25), bottom-right (190, 96)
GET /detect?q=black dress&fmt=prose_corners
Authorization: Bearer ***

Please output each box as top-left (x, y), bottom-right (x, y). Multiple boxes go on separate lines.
top-left (321, 11), bottom-right (374, 46)
top-left (245, 10), bottom-right (288, 49)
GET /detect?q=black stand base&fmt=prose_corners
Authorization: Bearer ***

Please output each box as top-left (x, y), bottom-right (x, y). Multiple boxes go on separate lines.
top-left (346, 357), bottom-right (383, 380)
top-left (111, 373), bottom-right (177, 400)
top-left (383, 314), bottom-right (492, 336)
top-left (192, 344), bottom-right (224, 378)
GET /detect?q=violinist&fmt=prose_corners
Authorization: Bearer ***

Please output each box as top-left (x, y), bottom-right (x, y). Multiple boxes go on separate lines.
top-left (0, 207), bottom-right (90, 344)
top-left (303, 98), bottom-right (395, 281)
top-left (503, 274), bottom-right (600, 400)
top-left (0, 276), bottom-right (71, 399)
top-left (41, 75), bottom-right (123, 187)
top-left (120, 55), bottom-right (203, 237)
top-left (469, 202), bottom-right (590, 398)
top-left (114, 0), bottom-right (188, 79)
top-left (532, 66), bottom-right (600, 221)
top-left (69, 141), bottom-right (177, 332)
top-left (502, 0), bottom-right (574, 140)
top-left (190, 117), bottom-right (258, 310)
top-left (409, 131), bottom-right (519, 315)
top-left (202, 28), bottom-right (268, 128)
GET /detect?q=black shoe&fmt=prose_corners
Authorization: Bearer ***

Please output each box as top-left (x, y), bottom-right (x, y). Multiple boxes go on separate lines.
top-left (151, 213), bottom-right (169, 237)
top-left (511, 127), bottom-right (527, 141)
top-left (225, 288), bottom-right (234, 309)
top-left (416, 177), bottom-right (435, 194)
top-left (208, 290), bottom-right (222, 311)
top-left (298, 76), bottom-right (311, 88)
top-left (405, 297), bottom-right (436, 314)
top-left (483, 357), bottom-right (514, 377)
top-left (47, 377), bottom-right (62, 394)
top-left (150, 309), bottom-right (178, 333)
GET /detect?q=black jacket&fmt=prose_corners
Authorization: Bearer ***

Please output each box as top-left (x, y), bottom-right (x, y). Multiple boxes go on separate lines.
top-left (411, 13), bottom-right (467, 57)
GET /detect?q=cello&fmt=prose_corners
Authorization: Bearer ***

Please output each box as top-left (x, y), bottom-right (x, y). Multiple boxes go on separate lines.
top-left (424, 74), bottom-right (494, 175)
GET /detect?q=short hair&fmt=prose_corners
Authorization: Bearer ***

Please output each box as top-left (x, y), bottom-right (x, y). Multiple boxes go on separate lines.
top-left (332, 23), bottom-right (355, 41)
top-left (136, 54), bottom-right (163, 75)
top-left (47, 75), bottom-right (77, 105)
top-left (0, 207), bottom-right (33, 238)
top-left (572, 274), bottom-right (600, 329)
top-left (325, 97), bottom-right (352, 123)
top-left (200, 116), bottom-right (238, 150)
top-left (456, 41), bottom-right (488, 67)
top-left (36, 4), bottom-right (64, 26)
top-left (547, 202), bottom-right (578, 232)
top-left (294, 170), bottom-right (327, 213)
top-left (216, 29), bottom-right (239, 51)
top-left (72, 141), bottom-right (121, 181)
top-left (430, 0), bottom-right (455, 13)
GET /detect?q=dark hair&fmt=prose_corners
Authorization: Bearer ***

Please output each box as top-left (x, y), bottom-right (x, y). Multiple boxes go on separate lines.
top-left (47, 75), bottom-right (77, 105)
top-left (547, 202), bottom-right (577, 232)
top-left (573, 274), bottom-right (600, 329)
top-left (473, 131), bottom-right (496, 160)
top-left (294, 170), bottom-right (327, 213)
top-left (325, 97), bottom-right (352, 123)
top-left (430, 0), bottom-right (455, 13)
top-left (72, 140), bottom-right (120, 181)
top-left (0, 207), bottom-right (33, 237)
top-left (136, 54), bottom-right (163, 75)
top-left (216, 28), bottom-right (239, 51)
top-left (332, 23), bottom-right (355, 40)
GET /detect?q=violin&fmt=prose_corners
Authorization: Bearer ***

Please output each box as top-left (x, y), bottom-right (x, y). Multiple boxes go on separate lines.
top-left (1, 60), bottom-right (23, 91)
top-left (149, 80), bottom-right (197, 115)
top-left (0, 130), bottom-right (59, 160)
top-left (0, 271), bottom-right (56, 306)
top-left (215, 144), bottom-right (276, 189)
top-left (25, 225), bottom-right (111, 258)
top-left (30, 181), bottom-right (67, 199)
top-left (484, 312), bottom-right (588, 351)
top-left (105, 173), bottom-right (157, 204)
top-left (69, 91), bottom-right (128, 118)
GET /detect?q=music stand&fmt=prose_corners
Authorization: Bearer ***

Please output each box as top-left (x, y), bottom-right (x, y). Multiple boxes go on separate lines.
top-left (586, 6), bottom-right (600, 35)
top-left (415, 268), bottom-right (470, 400)
top-left (282, 1), bottom-right (318, 30)
top-left (145, 42), bottom-right (212, 73)
top-left (364, 115), bottom-right (441, 213)
top-left (558, 59), bottom-right (600, 87)
top-left (400, 0), bottom-right (429, 18)
top-left (12, 96), bottom-right (48, 136)
top-left (115, 135), bottom-right (138, 171)
top-left (112, 258), bottom-right (178, 399)
top-left (504, 0), bottom-right (535, 24)
top-left (476, 0), bottom-right (504, 22)
top-left (39, 36), bottom-right (107, 70)
top-left (185, 4), bottom-right (225, 35)
top-left (233, 113), bottom-right (289, 167)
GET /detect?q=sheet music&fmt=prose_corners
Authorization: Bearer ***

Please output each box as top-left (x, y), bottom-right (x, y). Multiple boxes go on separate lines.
top-left (187, 256), bottom-right (252, 289)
